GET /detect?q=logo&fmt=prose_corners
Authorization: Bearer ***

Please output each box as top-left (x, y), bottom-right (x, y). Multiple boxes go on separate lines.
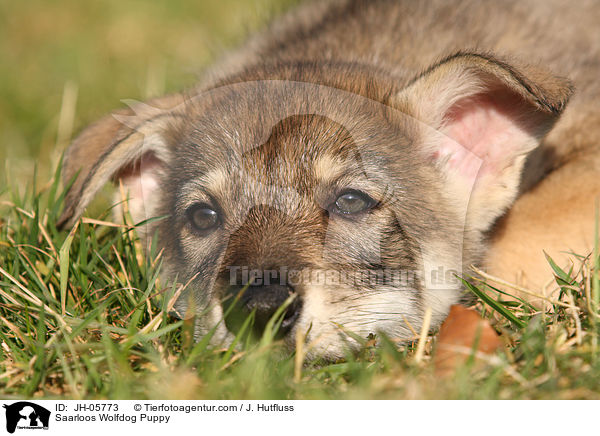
top-left (2, 402), bottom-right (50, 434)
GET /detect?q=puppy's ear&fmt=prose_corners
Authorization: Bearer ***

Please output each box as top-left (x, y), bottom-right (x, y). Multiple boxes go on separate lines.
top-left (396, 52), bottom-right (573, 232)
top-left (57, 94), bottom-right (185, 229)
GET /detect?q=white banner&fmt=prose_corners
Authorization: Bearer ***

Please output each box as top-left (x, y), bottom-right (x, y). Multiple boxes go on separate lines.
top-left (0, 399), bottom-right (594, 435)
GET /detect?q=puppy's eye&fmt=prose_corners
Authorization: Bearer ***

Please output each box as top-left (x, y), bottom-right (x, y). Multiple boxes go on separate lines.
top-left (186, 203), bottom-right (220, 232)
top-left (332, 190), bottom-right (376, 215)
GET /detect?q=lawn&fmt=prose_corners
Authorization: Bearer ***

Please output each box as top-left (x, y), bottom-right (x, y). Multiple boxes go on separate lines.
top-left (1, 0), bottom-right (600, 400)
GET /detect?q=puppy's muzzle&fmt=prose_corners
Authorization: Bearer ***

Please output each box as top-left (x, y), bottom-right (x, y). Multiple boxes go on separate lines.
top-left (224, 282), bottom-right (302, 339)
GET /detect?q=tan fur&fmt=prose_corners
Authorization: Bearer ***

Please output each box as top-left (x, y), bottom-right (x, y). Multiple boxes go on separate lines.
top-left (486, 152), bottom-right (600, 302)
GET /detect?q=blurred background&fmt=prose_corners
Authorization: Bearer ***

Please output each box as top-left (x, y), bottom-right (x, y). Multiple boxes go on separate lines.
top-left (0, 0), bottom-right (296, 192)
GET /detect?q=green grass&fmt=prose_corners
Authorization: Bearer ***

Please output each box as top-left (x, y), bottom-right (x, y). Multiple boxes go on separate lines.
top-left (2, 0), bottom-right (600, 400)
top-left (1, 169), bottom-right (600, 399)
top-left (0, 0), bottom-right (298, 190)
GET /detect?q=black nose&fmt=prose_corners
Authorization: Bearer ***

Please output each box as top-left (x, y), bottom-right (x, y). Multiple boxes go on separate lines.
top-left (223, 283), bottom-right (302, 339)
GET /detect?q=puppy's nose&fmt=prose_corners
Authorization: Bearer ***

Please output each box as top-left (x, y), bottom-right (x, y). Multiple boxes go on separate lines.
top-left (223, 283), bottom-right (302, 339)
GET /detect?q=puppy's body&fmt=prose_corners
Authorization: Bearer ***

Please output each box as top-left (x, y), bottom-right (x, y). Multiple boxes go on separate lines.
top-left (217, 0), bottom-right (599, 181)
top-left (232, 2), bottom-right (598, 168)
top-left (59, 0), bottom-right (600, 358)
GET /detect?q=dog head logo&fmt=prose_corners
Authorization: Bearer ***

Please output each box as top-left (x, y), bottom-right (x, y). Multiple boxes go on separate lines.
top-left (3, 402), bottom-right (50, 433)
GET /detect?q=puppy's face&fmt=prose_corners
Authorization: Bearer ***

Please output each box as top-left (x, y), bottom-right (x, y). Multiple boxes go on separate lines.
top-left (158, 82), bottom-right (464, 357)
top-left (58, 56), bottom-right (571, 359)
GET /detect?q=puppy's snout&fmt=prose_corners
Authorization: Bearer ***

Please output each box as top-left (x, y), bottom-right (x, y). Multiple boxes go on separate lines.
top-left (224, 282), bottom-right (302, 339)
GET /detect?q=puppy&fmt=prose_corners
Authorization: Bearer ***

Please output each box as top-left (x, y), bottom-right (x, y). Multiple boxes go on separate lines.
top-left (57, 0), bottom-right (600, 359)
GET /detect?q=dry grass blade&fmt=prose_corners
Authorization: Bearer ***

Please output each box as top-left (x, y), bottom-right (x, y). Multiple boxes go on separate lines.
top-left (0, 266), bottom-right (70, 330)
top-left (414, 306), bottom-right (432, 364)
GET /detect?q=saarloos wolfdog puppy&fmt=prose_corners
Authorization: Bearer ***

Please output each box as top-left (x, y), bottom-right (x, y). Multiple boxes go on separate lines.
top-left (57, 0), bottom-right (600, 359)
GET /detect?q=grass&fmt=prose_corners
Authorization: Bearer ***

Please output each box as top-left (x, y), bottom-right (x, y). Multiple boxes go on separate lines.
top-left (1, 169), bottom-right (600, 399)
top-left (0, 0), bottom-right (298, 191)
top-left (2, 0), bottom-right (600, 400)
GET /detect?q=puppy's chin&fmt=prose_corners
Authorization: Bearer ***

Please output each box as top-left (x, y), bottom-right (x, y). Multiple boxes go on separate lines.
top-left (292, 283), bottom-right (421, 360)
top-left (190, 280), bottom-right (426, 361)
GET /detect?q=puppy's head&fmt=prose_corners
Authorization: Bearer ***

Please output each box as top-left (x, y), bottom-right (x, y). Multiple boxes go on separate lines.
top-left (58, 53), bottom-right (571, 359)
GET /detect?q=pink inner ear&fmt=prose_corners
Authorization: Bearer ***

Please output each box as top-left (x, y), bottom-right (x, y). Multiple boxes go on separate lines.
top-left (437, 91), bottom-right (537, 181)
top-left (115, 152), bottom-right (162, 206)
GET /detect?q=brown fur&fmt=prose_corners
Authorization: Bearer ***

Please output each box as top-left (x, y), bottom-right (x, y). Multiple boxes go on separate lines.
top-left (57, 0), bottom-right (599, 358)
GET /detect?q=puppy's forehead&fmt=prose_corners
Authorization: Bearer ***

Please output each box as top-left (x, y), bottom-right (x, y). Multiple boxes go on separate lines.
top-left (241, 114), bottom-right (366, 183)
top-left (181, 112), bottom-right (381, 195)
top-left (172, 80), bottom-right (413, 207)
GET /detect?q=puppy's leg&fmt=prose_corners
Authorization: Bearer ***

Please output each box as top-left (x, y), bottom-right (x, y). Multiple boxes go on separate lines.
top-left (485, 152), bottom-right (600, 306)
